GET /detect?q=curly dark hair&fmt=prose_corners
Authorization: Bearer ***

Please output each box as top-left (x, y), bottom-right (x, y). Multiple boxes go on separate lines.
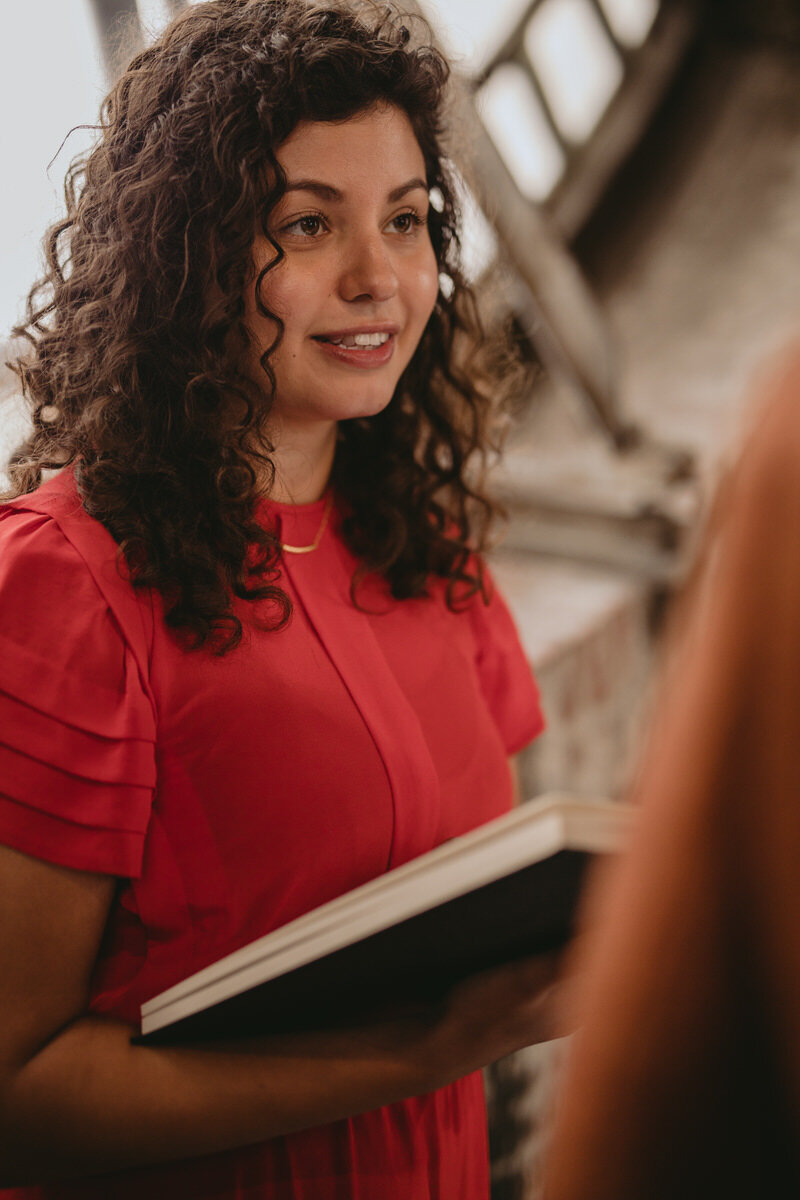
top-left (6, 0), bottom-right (521, 653)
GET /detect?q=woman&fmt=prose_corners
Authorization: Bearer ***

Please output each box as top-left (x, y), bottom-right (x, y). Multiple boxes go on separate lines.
top-left (0, 2), bottom-right (560, 1197)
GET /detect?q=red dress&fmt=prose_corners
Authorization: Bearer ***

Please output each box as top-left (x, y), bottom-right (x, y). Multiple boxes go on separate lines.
top-left (0, 471), bottom-right (543, 1200)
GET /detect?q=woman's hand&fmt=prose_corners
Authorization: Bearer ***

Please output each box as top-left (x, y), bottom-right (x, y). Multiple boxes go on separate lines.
top-left (419, 951), bottom-right (572, 1090)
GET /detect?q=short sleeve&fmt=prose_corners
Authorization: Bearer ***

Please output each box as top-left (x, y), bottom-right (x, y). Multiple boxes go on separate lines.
top-left (0, 507), bottom-right (156, 877)
top-left (467, 565), bottom-right (545, 755)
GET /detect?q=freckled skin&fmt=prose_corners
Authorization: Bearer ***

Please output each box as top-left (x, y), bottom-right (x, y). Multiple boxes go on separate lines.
top-left (243, 104), bottom-right (440, 439)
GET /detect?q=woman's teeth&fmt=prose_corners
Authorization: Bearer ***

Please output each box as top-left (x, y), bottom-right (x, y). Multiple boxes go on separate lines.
top-left (322, 332), bottom-right (391, 348)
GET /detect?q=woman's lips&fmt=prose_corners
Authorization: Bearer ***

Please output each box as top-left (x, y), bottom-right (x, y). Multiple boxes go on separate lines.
top-left (313, 333), bottom-right (396, 368)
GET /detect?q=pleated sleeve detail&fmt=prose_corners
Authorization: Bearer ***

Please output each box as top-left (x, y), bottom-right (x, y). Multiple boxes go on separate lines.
top-left (0, 507), bottom-right (156, 877)
top-left (468, 566), bottom-right (545, 756)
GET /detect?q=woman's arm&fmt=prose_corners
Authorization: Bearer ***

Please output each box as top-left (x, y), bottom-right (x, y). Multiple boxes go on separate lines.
top-left (509, 755), bottom-right (522, 805)
top-left (0, 842), bottom-right (564, 1186)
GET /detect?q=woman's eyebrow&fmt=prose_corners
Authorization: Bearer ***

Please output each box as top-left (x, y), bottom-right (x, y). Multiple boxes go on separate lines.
top-left (387, 178), bottom-right (428, 202)
top-left (282, 177), bottom-right (428, 202)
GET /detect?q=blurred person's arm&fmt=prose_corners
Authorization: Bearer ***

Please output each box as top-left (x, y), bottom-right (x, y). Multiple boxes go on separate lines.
top-left (543, 345), bottom-right (800, 1200)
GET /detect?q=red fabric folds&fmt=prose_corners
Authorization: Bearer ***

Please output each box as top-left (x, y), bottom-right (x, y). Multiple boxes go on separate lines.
top-left (0, 505), bottom-right (156, 877)
top-left (467, 569), bottom-right (546, 756)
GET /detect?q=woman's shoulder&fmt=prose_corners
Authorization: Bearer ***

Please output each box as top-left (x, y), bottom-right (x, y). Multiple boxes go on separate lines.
top-left (0, 473), bottom-right (157, 876)
top-left (1, 472), bottom-right (109, 608)
top-left (0, 470), bottom-right (154, 686)
top-left (433, 558), bottom-right (545, 755)
top-left (1, 465), bottom-right (113, 542)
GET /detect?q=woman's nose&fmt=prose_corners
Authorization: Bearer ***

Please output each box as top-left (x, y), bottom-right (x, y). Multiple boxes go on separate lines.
top-left (338, 234), bottom-right (398, 304)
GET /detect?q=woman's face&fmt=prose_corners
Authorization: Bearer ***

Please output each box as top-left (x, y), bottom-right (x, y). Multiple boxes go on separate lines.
top-left (244, 104), bottom-right (440, 435)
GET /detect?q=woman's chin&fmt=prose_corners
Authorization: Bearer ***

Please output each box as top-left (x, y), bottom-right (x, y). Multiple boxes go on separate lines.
top-left (339, 393), bottom-right (396, 422)
top-left (290, 389), bottom-right (397, 426)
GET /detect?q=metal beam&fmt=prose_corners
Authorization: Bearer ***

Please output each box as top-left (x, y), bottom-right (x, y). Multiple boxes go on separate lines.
top-left (88, 0), bottom-right (144, 78)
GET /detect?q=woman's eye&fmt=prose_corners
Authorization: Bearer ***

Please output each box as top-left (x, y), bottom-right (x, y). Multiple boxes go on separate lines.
top-left (284, 214), bottom-right (326, 237)
top-left (389, 210), bottom-right (425, 234)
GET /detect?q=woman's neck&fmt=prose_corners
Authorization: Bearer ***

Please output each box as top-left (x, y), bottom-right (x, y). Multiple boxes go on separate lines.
top-left (261, 419), bottom-right (338, 505)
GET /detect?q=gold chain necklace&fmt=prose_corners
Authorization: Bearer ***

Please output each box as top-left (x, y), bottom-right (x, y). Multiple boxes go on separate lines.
top-left (279, 492), bottom-right (334, 555)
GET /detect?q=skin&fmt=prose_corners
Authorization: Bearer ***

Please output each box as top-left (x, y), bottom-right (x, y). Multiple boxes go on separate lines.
top-left (0, 107), bottom-right (565, 1187)
top-left (244, 103), bottom-right (439, 502)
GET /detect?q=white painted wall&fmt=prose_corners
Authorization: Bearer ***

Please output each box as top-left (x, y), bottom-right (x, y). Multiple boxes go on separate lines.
top-left (0, 2), bottom-right (106, 337)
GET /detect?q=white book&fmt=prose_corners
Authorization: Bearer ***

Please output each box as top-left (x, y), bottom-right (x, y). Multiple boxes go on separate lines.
top-left (138, 793), bottom-right (631, 1045)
